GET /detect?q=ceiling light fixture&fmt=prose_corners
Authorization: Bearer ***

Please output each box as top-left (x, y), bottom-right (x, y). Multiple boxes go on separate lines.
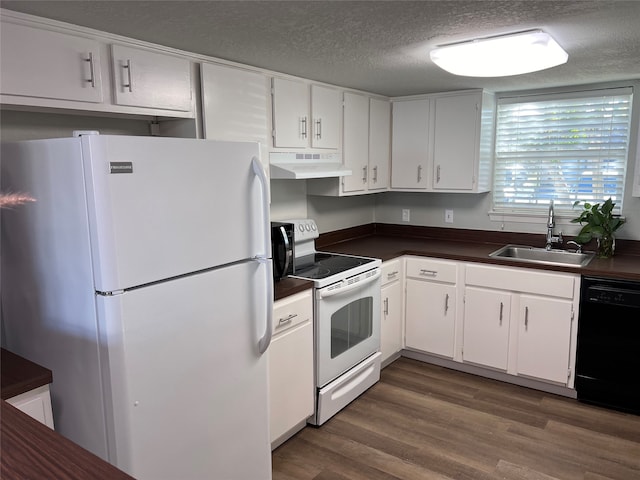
top-left (430, 30), bottom-right (568, 77)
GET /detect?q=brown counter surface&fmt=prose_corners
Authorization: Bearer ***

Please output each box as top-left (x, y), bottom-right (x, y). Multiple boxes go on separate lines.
top-left (316, 224), bottom-right (640, 282)
top-left (1, 400), bottom-right (134, 480)
top-left (1, 348), bottom-right (53, 400)
top-left (274, 276), bottom-right (314, 301)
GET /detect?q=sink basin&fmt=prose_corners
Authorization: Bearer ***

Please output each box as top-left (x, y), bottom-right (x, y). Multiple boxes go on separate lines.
top-left (489, 244), bottom-right (595, 268)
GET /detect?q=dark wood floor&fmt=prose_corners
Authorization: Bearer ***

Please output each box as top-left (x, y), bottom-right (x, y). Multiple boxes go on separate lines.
top-left (272, 358), bottom-right (640, 480)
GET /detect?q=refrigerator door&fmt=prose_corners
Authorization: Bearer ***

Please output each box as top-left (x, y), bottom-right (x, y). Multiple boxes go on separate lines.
top-left (96, 260), bottom-right (272, 479)
top-left (81, 135), bottom-right (268, 292)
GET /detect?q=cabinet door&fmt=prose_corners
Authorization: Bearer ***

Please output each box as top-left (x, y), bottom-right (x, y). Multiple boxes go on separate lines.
top-left (269, 322), bottom-right (314, 443)
top-left (391, 99), bottom-right (429, 189)
top-left (311, 85), bottom-right (341, 149)
top-left (380, 279), bottom-right (403, 363)
top-left (463, 287), bottom-right (511, 370)
top-left (405, 279), bottom-right (456, 358)
top-left (1, 22), bottom-right (103, 103)
top-left (432, 93), bottom-right (479, 190)
top-left (342, 92), bottom-right (370, 193)
top-left (369, 98), bottom-right (391, 191)
top-left (111, 44), bottom-right (192, 112)
top-left (200, 63), bottom-right (269, 144)
top-left (269, 290), bottom-right (314, 445)
top-left (517, 295), bottom-right (573, 384)
top-left (272, 77), bottom-right (309, 148)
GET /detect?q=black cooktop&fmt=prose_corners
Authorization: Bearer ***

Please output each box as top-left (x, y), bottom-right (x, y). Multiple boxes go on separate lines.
top-left (293, 252), bottom-right (374, 280)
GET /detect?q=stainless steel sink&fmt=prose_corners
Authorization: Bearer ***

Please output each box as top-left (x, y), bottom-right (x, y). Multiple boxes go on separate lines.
top-left (488, 244), bottom-right (595, 268)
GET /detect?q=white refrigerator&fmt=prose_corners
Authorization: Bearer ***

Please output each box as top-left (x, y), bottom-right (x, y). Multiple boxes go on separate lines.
top-left (1, 132), bottom-right (274, 479)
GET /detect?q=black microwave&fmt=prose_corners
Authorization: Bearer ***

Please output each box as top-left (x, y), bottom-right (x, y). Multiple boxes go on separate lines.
top-left (271, 222), bottom-right (294, 281)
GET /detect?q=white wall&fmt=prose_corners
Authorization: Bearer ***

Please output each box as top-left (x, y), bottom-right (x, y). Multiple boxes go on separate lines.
top-left (0, 110), bottom-right (151, 141)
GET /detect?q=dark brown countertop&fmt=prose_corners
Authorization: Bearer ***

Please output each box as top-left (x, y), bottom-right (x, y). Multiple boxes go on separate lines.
top-left (316, 224), bottom-right (640, 282)
top-left (274, 276), bottom-right (313, 301)
top-left (1, 348), bottom-right (53, 400)
top-left (1, 400), bottom-right (134, 480)
top-left (1, 348), bottom-right (134, 480)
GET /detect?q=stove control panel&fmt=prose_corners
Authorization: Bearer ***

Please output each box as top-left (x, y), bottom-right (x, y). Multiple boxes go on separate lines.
top-left (287, 219), bottom-right (319, 243)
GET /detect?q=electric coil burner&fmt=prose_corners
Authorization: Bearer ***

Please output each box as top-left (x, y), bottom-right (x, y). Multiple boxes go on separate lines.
top-left (284, 219), bottom-right (382, 426)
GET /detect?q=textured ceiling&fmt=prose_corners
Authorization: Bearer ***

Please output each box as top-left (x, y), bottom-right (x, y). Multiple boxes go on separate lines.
top-left (2, 1), bottom-right (640, 96)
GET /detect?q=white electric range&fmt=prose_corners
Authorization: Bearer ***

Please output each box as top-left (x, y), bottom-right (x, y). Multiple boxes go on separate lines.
top-left (286, 219), bottom-right (382, 425)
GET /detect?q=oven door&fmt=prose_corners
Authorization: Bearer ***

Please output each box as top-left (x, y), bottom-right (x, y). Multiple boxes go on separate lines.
top-left (316, 268), bottom-right (381, 387)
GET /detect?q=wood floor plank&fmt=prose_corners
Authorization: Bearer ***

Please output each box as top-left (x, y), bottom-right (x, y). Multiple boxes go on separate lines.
top-left (272, 358), bottom-right (640, 480)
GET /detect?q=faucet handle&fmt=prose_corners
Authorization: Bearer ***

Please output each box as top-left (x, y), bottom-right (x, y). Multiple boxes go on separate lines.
top-left (566, 240), bottom-right (582, 253)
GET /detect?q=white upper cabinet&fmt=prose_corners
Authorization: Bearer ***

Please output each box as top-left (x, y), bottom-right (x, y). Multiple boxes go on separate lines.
top-left (311, 84), bottom-right (341, 149)
top-left (391, 90), bottom-right (495, 193)
top-left (1, 21), bottom-right (104, 104)
top-left (368, 97), bottom-right (391, 192)
top-left (271, 77), bottom-right (341, 150)
top-left (111, 44), bottom-right (192, 112)
top-left (307, 94), bottom-right (391, 197)
top-left (391, 98), bottom-right (430, 190)
top-left (200, 63), bottom-right (269, 145)
top-left (342, 92), bottom-right (370, 193)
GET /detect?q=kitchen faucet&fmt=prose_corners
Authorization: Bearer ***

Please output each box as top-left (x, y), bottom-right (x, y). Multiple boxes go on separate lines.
top-left (545, 200), bottom-right (563, 250)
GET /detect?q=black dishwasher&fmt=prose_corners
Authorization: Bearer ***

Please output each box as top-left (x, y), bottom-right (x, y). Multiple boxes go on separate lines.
top-left (576, 276), bottom-right (640, 414)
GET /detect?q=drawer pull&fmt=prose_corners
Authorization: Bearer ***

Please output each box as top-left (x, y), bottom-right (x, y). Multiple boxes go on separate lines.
top-left (278, 313), bottom-right (298, 326)
top-left (386, 271), bottom-right (399, 279)
top-left (419, 269), bottom-right (437, 277)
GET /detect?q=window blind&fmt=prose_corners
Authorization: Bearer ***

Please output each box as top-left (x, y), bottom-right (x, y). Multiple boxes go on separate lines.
top-left (493, 88), bottom-right (632, 214)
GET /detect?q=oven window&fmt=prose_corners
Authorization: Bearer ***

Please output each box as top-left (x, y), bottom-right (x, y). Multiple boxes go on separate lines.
top-left (330, 297), bottom-right (373, 358)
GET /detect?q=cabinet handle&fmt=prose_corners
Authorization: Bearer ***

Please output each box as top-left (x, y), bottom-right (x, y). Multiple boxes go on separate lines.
top-left (300, 117), bottom-right (307, 139)
top-left (437, 165), bottom-right (441, 183)
top-left (123, 59), bottom-right (133, 92)
top-left (362, 166), bottom-right (368, 183)
top-left (444, 293), bottom-right (449, 314)
top-left (499, 301), bottom-right (504, 325)
top-left (524, 306), bottom-right (529, 329)
top-left (372, 166), bottom-right (378, 183)
top-left (278, 313), bottom-right (298, 326)
top-left (85, 52), bottom-right (96, 88)
top-left (315, 118), bottom-right (322, 140)
top-left (387, 271), bottom-right (399, 279)
top-left (419, 269), bottom-right (437, 277)
top-left (384, 297), bottom-right (389, 316)
top-left (417, 165), bottom-right (423, 183)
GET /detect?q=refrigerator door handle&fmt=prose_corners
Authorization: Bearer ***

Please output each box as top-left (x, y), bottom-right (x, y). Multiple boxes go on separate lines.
top-left (252, 156), bottom-right (273, 354)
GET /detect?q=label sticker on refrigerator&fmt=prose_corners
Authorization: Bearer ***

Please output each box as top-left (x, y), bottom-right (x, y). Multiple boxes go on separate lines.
top-left (110, 162), bottom-right (133, 174)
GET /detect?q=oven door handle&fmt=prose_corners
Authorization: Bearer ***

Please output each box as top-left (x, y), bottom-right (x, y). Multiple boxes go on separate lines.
top-left (318, 269), bottom-right (381, 299)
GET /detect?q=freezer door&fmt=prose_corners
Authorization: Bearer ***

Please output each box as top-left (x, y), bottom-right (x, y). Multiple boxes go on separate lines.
top-left (82, 135), bottom-right (268, 292)
top-left (96, 261), bottom-right (271, 479)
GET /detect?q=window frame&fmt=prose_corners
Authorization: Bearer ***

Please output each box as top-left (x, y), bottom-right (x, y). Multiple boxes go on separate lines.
top-left (489, 84), bottom-right (636, 223)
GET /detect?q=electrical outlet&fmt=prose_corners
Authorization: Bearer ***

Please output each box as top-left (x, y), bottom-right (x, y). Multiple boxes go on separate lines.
top-left (445, 209), bottom-right (454, 223)
top-left (402, 209), bottom-right (410, 222)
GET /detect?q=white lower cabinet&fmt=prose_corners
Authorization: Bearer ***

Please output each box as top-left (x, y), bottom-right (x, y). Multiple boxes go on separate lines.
top-left (380, 259), bottom-right (403, 364)
top-left (516, 295), bottom-right (573, 384)
top-left (269, 289), bottom-right (314, 448)
top-left (463, 263), bottom-right (578, 386)
top-left (462, 286), bottom-right (511, 370)
top-left (6, 385), bottom-right (55, 429)
top-left (404, 257), bottom-right (458, 359)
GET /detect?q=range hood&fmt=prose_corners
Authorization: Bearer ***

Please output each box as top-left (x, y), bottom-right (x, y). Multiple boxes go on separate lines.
top-left (269, 152), bottom-right (352, 179)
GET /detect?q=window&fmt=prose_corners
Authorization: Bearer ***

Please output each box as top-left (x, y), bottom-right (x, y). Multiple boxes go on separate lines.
top-left (493, 87), bottom-right (633, 215)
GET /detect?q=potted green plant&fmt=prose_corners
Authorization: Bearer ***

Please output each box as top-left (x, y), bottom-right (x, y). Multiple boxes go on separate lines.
top-left (571, 197), bottom-right (625, 258)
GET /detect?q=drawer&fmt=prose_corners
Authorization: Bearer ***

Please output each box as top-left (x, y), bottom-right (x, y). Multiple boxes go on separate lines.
top-left (405, 257), bottom-right (457, 283)
top-left (465, 263), bottom-right (576, 299)
top-left (272, 289), bottom-right (312, 335)
top-left (381, 258), bottom-right (402, 286)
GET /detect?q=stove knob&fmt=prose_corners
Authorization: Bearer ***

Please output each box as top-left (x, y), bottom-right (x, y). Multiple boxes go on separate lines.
top-left (305, 224), bottom-right (311, 231)
top-left (311, 223), bottom-right (317, 231)
top-left (298, 224), bottom-right (305, 232)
